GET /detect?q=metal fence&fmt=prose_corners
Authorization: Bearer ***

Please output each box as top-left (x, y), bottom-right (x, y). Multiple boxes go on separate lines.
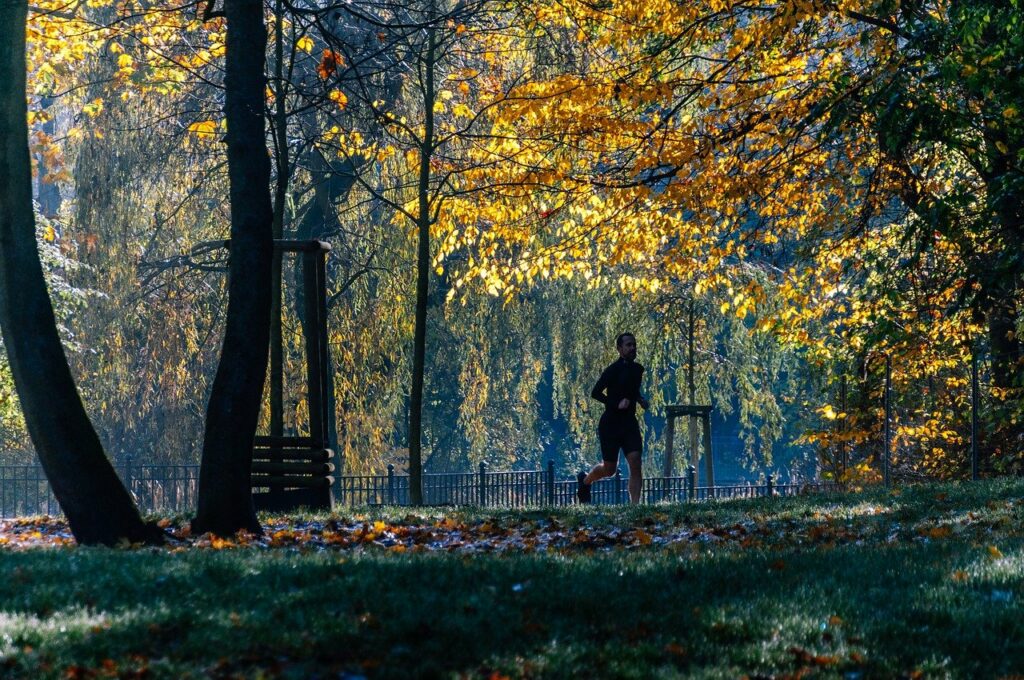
top-left (0, 463), bottom-right (200, 518)
top-left (0, 460), bottom-right (840, 518)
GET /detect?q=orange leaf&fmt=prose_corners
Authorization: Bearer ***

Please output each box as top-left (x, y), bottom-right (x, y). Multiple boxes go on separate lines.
top-left (927, 525), bottom-right (952, 539)
top-left (317, 49), bottom-right (343, 79)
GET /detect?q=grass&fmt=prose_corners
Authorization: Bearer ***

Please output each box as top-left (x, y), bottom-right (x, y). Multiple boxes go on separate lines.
top-left (1, 479), bottom-right (1023, 678)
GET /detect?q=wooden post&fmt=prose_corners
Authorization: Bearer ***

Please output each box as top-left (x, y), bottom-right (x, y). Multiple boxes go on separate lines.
top-left (303, 250), bottom-right (325, 447)
top-left (701, 412), bottom-right (714, 487)
top-left (689, 415), bottom-right (699, 487)
top-left (662, 414), bottom-right (675, 477)
top-left (314, 246), bottom-right (339, 466)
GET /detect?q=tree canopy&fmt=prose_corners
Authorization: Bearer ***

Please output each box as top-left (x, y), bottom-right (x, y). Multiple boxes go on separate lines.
top-left (3, 0), bottom-right (1022, 519)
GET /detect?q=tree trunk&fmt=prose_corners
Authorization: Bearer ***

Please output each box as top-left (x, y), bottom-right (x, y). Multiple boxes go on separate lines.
top-left (270, 0), bottom-right (288, 443)
top-left (36, 97), bottom-right (61, 217)
top-left (989, 299), bottom-right (1022, 391)
top-left (408, 25), bottom-right (437, 506)
top-left (192, 0), bottom-right (273, 536)
top-left (0, 0), bottom-right (158, 545)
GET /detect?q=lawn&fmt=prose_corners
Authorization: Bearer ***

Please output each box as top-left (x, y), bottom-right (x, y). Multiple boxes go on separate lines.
top-left (1, 480), bottom-right (1023, 678)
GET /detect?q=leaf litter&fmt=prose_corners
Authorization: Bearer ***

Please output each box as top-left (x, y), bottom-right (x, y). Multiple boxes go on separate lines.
top-left (1, 493), bottom-right (1021, 554)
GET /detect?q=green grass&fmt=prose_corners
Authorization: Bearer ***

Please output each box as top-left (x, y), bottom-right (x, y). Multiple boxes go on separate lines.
top-left (1, 480), bottom-right (1023, 678)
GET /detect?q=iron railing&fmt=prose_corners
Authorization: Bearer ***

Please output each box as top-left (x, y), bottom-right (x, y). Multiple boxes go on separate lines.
top-left (0, 460), bottom-right (840, 518)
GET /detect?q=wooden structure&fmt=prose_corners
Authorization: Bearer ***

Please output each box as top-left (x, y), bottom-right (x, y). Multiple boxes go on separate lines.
top-left (205, 238), bottom-right (337, 511)
top-left (662, 404), bottom-right (714, 486)
top-left (253, 239), bottom-right (336, 511)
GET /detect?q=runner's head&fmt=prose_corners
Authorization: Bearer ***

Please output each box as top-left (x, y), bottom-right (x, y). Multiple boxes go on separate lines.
top-left (616, 332), bottom-right (637, 361)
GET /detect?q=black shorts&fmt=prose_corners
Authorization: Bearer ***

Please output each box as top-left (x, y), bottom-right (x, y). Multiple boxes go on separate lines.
top-left (598, 419), bottom-right (643, 464)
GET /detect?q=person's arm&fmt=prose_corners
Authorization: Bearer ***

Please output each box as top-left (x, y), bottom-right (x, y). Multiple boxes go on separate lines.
top-left (591, 367), bottom-right (610, 404)
top-left (636, 366), bottom-right (649, 410)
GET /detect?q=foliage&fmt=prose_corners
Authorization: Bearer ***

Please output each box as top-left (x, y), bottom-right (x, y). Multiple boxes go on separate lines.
top-left (13, 0), bottom-right (1023, 481)
top-left (0, 210), bottom-right (101, 458)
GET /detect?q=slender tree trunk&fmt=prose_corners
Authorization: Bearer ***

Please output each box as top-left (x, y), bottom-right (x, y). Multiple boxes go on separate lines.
top-left (36, 96), bottom-right (61, 217)
top-left (408, 25), bottom-right (437, 506)
top-left (192, 0), bottom-right (273, 536)
top-left (989, 298), bottom-right (1022, 390)
top-left (270, 0), bottom-right (288, 442)
top-left (0, 0), bottom-right (157, 545)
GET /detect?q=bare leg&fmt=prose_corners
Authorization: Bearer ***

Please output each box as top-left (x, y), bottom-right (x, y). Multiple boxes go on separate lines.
top-left (626, 450), bottom-right (642, 503)
top-left (584, 460), bottom-right (617, 486)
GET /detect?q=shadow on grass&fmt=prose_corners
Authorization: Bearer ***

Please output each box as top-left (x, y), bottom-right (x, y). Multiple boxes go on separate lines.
top-left (1, 531), bottom-right (1023, 678)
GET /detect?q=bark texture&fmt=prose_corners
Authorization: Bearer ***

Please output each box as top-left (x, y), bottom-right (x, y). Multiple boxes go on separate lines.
top-left (192, 0), bottom-right (273, 536)
top-left (0, 0), bottom-right (158, 545)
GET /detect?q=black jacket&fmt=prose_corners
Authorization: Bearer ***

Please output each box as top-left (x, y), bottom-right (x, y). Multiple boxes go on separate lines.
top-left (591, 359), bottom-right (647, 422)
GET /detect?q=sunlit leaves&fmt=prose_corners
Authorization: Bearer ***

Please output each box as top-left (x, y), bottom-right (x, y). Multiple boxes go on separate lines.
top-left (187, 120), bottom-right (218, 140)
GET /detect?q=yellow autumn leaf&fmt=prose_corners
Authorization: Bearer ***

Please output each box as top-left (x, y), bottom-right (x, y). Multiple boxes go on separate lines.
top-left (41, 225), bottom-right (56, 242)
top-left (296, 35), bottom-right (314, 53)
top-left (188, 120), bottom-right (217, 139)
top-left (328, 89), bottom-right (348, 109)
top-left (988, 545), bottom-right (1004, 559)
top-left (82, 98), bottom-right (103, 117)
top-left (116, 53), bottom-right (133, 69)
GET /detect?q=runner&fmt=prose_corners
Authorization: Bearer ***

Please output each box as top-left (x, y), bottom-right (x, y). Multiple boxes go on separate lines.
top-left (577, 332), bottom-right (648, 504)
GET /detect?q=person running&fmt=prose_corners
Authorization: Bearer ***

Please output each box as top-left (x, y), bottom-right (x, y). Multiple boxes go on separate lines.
top-left (578, 332), bottom-right (648, 504)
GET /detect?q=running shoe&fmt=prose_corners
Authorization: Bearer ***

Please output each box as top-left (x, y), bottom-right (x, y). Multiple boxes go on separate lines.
top-left (576, 472), bottom-right (592, 504)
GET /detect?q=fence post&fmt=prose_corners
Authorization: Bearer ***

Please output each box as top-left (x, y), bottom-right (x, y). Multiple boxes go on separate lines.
top-left (971, 345), bottom-right (980, 481)
top-left (614, 467), bottom-right (622, 504)
top-left (479, 461), bottom-right (487, 507)
top-left (884, 354), bottom-right (892, 487)
top-left (546, 460), bottom-right (555, 505)
top-left (387, 464), bottom-right (395, 505)
top-left (687, 465), bottom-right (696, 501)
top-left (766, 473), bottom-right (774, 498)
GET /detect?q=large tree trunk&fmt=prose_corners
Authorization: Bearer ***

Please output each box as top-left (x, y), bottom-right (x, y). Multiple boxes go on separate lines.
top-left (192, 0), bottom-right (273, 536)
top-left (0, 0), bottom-right (157, 545)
